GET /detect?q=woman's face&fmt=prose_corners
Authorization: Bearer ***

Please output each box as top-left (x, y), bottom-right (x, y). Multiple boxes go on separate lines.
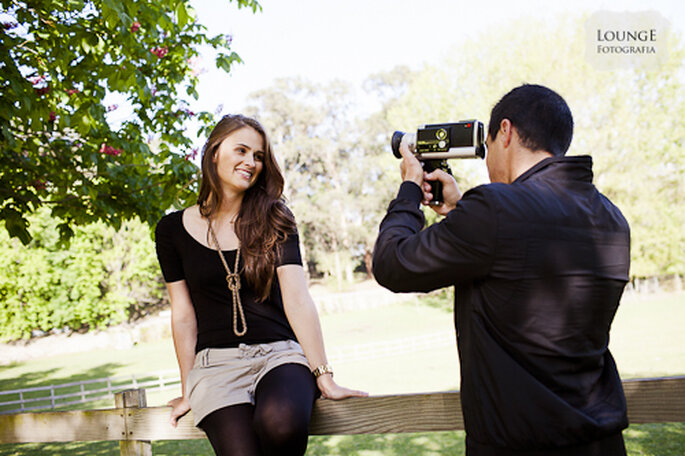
top-left (213, 126), bottom-right (265, 196)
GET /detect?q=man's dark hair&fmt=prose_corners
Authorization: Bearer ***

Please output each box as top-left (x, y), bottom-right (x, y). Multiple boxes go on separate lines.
top-left (488, 84), bottom-right (574, 156)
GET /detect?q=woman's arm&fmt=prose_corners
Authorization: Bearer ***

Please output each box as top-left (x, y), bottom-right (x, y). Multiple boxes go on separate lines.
top-left (278, 264), bottom-right (367, 400)
top-left (166, 279), bottom-right (198, 426)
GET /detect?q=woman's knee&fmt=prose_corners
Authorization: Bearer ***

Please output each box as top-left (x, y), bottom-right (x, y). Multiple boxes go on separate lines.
top-left (254, 398), bottom-right (310, 448)
top-left (253, 364), bottom-right (316, 453)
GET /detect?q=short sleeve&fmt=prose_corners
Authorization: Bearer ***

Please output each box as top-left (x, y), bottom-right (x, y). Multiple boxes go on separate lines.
top-left (277, 230), bottom-right (302, 266)
top-left (155, 213), bottom-right (185, 282)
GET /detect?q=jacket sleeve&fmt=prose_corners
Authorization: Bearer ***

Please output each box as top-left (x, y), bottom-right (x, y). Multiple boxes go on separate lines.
top-left (372, 181), bottom-right (496, 293)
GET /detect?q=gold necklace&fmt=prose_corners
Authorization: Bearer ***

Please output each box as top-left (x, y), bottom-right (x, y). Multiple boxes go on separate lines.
top-left (207, 218), bottom-right (247, 337)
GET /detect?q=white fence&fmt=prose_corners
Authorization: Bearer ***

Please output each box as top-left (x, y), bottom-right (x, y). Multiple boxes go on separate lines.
top-left (0, 330), bottom-right (455, 415)
top-left (0, 370), bottom-right (180, 414)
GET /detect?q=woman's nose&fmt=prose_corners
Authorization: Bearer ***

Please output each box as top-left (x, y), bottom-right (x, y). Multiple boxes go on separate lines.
top-left (243, 152), bottom-right (255, 167)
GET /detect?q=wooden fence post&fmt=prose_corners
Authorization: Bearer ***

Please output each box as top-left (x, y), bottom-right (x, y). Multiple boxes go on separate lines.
top-left (115, 389), bottom-right (152, 456)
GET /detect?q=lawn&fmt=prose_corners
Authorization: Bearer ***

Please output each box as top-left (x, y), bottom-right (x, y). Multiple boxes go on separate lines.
top-left (0, 289), bottom-right (683, 455)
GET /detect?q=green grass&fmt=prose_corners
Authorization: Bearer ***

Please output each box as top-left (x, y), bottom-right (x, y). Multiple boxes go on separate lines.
top-left (610, 292), bottom-right (685, 378)
top-left (0, 290), bottom-right (683, 455)
top-left (2, 426), bottom-right (684, 456)
top-left (0, 338), bottom-right (177, 392)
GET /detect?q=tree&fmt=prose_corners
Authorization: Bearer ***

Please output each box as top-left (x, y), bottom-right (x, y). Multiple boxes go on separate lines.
top-left (0, 0), bottom-right (261, 244)
top-left (0, 207), bottom-right (164, 341)
top-left (382, 15), bottom-right (685, 278)
top-left (245, 78), bottom-right (396, 289)
top-left (357, 66), bottom-right (420, 275)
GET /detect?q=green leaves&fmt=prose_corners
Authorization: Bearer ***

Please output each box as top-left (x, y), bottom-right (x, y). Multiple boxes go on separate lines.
top-left (175, 1), bottom-right (192, 28)
top-left (216, 51), bottom-right (243, 73)
top-left (1, 0), bottom-right (260, 244)
top-left (1, 208), bottom-right (32, 245)
top-left (0, 208), bottom-right (165, 341)
top-left (102, 0), bottom-right (130, 30)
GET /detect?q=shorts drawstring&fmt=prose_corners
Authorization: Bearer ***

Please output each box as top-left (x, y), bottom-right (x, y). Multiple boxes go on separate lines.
top-left (239, 343), bottom-right (274, 358)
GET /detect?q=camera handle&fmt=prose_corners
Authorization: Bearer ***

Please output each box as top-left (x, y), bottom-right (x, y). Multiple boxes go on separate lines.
top-left (422, 159), bottom-right (453, 206)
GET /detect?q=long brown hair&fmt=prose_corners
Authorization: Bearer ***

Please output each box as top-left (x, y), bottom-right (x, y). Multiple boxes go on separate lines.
top-left (197, 114), bottom-right (296, 301)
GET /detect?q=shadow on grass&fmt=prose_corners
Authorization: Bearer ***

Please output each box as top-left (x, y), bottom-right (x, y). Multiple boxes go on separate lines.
top-left (0, 363), bottom-right (124, 413)
top-left (0, 363), bottom-right (124, 392)
top-left (154, 439), bottom-right (214, 455)
top-left (0, 366), bottom-right (62, 391)
top-left (0, 425), bottom-right (683, 456)
top-left (0, 439), bottom-right (214, 456)
top-left (0, 441), bottom-right (119, 456)
top-left (308, 431), bottom-right (466, 455)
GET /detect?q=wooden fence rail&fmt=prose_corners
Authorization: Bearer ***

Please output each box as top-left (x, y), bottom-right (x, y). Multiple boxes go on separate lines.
top-left (0, 376), bottom-right (683, 456)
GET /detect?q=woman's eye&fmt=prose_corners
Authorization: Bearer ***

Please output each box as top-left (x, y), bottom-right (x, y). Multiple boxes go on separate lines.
top-left (255, 153), bottom-right (264, 162)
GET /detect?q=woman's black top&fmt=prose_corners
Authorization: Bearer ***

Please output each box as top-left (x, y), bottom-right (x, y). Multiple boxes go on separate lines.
top-left (155, 210), bottom-right (301, 352)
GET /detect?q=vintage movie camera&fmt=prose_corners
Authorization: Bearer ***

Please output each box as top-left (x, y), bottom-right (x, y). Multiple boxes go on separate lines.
top-left (391, 121), bottom-right (486, 205)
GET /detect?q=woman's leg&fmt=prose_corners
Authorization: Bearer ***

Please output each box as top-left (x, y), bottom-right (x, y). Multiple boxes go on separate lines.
top-left (253, 363), bottom-right (317, 456)
top-left (198, 403), bottom-right (261, 456)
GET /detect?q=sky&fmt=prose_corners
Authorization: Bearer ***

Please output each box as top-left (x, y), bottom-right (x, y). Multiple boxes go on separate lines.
top-left (187, 0), bottom-right (685, 117)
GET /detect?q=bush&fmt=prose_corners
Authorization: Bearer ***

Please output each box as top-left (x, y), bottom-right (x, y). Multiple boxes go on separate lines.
top-left (0, 209), bottom-right (164, 341)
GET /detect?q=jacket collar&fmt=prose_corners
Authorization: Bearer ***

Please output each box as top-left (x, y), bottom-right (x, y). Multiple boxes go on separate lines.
top-left (513, 155), bottom-right (594, 184)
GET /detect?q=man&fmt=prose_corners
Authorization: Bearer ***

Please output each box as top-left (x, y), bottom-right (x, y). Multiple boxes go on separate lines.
top-left (373, 84), bottom-right (630, 455)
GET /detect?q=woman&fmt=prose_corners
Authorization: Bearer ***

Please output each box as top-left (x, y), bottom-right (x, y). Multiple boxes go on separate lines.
top-left (155, 114), bottom-right (366, 456)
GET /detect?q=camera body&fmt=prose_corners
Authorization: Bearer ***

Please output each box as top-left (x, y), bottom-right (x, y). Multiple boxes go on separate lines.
top-left (391, 120), bottom-right (486, 160)
top-left (391, 120), bottom-right (486, 205)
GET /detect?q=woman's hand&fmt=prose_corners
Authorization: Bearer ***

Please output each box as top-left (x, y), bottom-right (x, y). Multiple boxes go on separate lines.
top-left (316, 374), bottom-right (368, 400)
top-left (167, 396), bottom-right (191, 427)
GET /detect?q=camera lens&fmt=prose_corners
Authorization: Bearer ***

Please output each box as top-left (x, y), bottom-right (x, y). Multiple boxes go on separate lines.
top-left (391, 131), bottom-right (405, 158)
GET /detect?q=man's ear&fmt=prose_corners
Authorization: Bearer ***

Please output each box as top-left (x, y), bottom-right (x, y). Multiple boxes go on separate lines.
top-left (499, 119), bottom-right (513, 148)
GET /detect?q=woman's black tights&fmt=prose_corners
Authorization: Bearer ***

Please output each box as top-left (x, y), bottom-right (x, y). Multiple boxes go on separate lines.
top-left (198, 363), bottom-right (317, 456)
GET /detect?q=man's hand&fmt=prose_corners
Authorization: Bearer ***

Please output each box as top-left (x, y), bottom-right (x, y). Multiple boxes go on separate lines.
top-left (398, 136), bottom-right (424, 186)
top-left (422, 169), bottom-right (462, 216)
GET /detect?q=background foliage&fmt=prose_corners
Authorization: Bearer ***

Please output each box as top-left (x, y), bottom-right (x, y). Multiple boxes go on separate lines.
top-left (248, 16), bottom-right (684, 282)
top-left (0, 207), bottom-right (163, 340)
top-left (0, 10), bottom-right (683, 340)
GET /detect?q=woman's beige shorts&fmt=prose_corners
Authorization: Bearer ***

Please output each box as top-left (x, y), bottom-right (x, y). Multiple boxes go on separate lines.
top-left (186, 339), bottom-right (310, 426)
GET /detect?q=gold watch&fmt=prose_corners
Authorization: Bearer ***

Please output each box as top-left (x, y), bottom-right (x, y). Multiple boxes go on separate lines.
top-left (312, 364), bottom-right (334, 378)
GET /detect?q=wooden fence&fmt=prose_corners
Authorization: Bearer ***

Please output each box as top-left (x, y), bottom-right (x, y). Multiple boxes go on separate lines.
top-left (1, 376), bottom-right (684, 455)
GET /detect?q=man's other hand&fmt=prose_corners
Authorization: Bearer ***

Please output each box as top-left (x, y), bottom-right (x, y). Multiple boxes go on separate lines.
top-left (422, 169), bottom-right (462, 216)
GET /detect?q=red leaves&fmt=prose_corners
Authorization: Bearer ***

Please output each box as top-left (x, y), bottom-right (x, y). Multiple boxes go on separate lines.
top-left (130, 21), bottom-right (141, 33)
top-left (150, 46), bottom-right (169, 58)
top-left (174, 108), bottom-right (195, 118)
top-left (184, 147), bottom-right (199, 161)
top-left (31, 180), bottom-right (47, 191)
top-left (99, 143), bottom-right (122, 156)
top-left (29, 75), bottom-right (46, 84)
top-left (30, 75), bottom-right (50, 96)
